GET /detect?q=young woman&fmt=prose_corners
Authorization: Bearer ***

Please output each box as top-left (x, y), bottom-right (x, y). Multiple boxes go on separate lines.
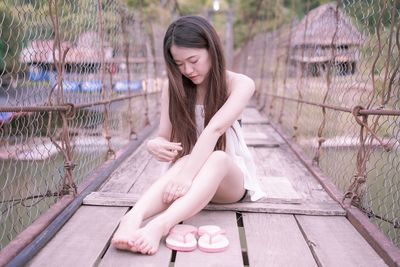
top-left (111, 15), bottom-right (265, 255)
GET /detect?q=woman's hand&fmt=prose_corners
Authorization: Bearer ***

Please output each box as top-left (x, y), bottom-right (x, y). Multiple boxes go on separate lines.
top-left (147, 137), bottom-right (182, 162)
top-left (162, 176), bottom-right (192, 204)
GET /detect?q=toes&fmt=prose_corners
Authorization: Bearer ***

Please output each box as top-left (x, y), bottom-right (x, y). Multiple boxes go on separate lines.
top-left (138, 241), bottom-right (148, 252)
top-left (134, 237), bottom-right (145, 248)
top-left (127, 241), bottom-right (138, 252)
top-left (129, 245), bottom-right (138, 253)
top-left (141, 244), bottom-right (152, 254)
top-left (112, 238), bottom-right (123, 248)
top-left (148, 248), bottom-right (156, 255)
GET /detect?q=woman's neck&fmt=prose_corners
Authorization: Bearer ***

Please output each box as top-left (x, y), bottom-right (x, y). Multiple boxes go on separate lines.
top-left (196, 85), bottom-right (206, 105)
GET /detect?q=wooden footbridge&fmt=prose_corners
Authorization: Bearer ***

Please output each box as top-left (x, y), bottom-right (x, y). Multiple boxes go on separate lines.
top-left (23, 107), bottom-right (390, 267)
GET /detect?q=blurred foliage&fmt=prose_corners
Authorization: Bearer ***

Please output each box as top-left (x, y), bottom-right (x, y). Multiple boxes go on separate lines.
top-left (125, 0), bottom-right (341, 49)
top-left (1, 0), bottom-right (398, 72)
top-left (0, 3), bottom-right (25, 74)
top-left (342, 0), bottom-right (400, 34)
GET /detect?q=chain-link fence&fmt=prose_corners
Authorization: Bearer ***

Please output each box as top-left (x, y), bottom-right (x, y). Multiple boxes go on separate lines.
top-left (236, 0), bottom-right (399, 247)
top-left (0, 0), bottom-right (165, 249)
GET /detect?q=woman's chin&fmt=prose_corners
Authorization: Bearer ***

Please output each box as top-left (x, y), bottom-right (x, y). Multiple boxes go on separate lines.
top-left (192, 77), bottom-right (204, 85)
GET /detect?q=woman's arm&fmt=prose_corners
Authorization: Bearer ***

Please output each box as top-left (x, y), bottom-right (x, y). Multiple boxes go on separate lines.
top-left (157, 83), bottom-right (173, 140)
top-left (147, 85), bottom-right (182, 162)
top-left (162, 73), bottom-right (255, 202)
top-left (182, 73), bottom-right (254, 176)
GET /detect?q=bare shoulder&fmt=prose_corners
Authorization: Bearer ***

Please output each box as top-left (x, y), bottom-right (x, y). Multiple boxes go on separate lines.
top-left (226, 70), bottom-right (255, 94)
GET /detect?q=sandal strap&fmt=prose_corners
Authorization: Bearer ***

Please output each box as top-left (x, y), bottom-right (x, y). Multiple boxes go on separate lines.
top-left (198, 228), bottom-right (226, 244)
top-left (169, 225), bottom-right (197, 243)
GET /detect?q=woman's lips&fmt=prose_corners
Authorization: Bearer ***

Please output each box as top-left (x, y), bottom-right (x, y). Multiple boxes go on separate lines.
top-left (189, 75), bottom-right (198, 80)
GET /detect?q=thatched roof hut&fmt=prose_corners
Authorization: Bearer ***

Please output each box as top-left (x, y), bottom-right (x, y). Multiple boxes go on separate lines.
top-left (291, 2), bottom-right (363, 47)
top-left (290, 2), bottom-right (364, 76)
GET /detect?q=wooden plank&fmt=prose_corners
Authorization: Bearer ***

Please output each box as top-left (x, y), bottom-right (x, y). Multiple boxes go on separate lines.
top-left (28, 206), bottom-right (127, 267)
top-left (242, 117), bottom-right (269, 125)
top-left (243, 131), bottom-right (281, 147)
top-left (97, 158), bottom-right (172, 266)
top-left (127, 158), bottom-right (165, 195)
top-left (99, 143), bottom-right (153, 193)
top-left (260, 176), bottom-right (303, 203)
top-left (84, 191), bottom-right (138, 206)
top-left (84, 191), bottom-right (304, 206)
top-left (204, 201), bottom-right (345, 216)
top-left (245, 140), bottom-right (280, 147)
top-left (295, 215), bottom-right (387, 267)
top-left (243, 132), bottom-right (269, 140)
top-left (243, 213), bottom-right (317, 267)
top-left (175, 211), bottom-right (243, 267)
top-left (256, 146), bottom-right (334, 202)
top-left (241, 107), bottom-right (265, 121)
top-left (241, 119), bottom-right (269, 125)
top-left (243, 124), bottom-right (285, 144)
top-left (83, 192), bottom-right (345, 215)
top-left (99, 233), bottom-right (172, 267)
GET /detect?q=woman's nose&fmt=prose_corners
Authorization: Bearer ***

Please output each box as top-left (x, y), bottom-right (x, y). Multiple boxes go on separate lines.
top-left (184, 64), bottom-right (194, 75)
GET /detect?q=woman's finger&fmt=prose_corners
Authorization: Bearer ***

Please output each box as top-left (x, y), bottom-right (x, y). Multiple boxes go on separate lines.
top-left (163, 191), bottom-right (171, 204)
top-left (155, 156), bottom-right (170, 162)
top-left (163, 184), bottom-right (172, 203)
top-left (180, 186), bottom-right (189, 196)
top-left (158, 149), bottom-right (178, 159)
top-left (155, 153), bottom-right (175, 162)
top-left (162, 142), bottom-right (182, 151)
top-left (166, 187), bottom-right (177, 203)
top-left (173, 187), bottom-right (184, 200)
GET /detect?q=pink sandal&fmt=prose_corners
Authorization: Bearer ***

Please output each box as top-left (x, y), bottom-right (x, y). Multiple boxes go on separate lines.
top-left (166, 224), bottom-right (197, 252)
top-left (197, 225), bottom-right (229, 253)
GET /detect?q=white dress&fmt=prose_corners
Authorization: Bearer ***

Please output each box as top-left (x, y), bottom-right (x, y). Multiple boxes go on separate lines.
top-left (195, 105), bottom-right (266, 201)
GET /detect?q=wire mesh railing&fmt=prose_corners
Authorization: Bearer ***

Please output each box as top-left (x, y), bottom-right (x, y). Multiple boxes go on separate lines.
top-left (0, 0), bottom-right (164, 249)
top-left (236, 0), bottom-right (399, 247)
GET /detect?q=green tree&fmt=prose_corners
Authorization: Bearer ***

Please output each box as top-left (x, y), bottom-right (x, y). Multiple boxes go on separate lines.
top-left (0, 3), bottom-right (25, 74)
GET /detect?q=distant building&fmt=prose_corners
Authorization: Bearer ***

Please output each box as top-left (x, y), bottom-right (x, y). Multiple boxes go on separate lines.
top-left (290, 3), bottom-right (363, 77)
top-left (20, 31), bottom-right (113, 75)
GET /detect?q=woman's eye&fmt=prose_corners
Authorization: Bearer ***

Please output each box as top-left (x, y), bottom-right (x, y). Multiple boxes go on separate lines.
top-left (190, 60), bottom-right (198, 64)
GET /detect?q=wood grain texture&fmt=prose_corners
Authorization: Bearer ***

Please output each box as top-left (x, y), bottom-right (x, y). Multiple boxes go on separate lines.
top-left (260, 176), bottom-right (303, 203)
top-left (243, 124), bottom-right (285, 144)
top-left (83, 192), bottom-right (345, 215)
top-left (243, 129), bottom-right (282, 147)
top-left (29, 107), bottom-right (388, 267)
top-left (175, 211), bottom-right (243, 267)
top-left (241, 118), bottom-right (269, 125)
top-left (204, 201), bottom-right (345, 215)
top-left (28, 206), bottom-right (127, 267)
top-left (128, 158), bottom-right (165, 194)
top-left (255, 146), bottom-right (334, 202)
top-left (241, 107), bottom-right (264, 120)
top-left (99, 143), bottom-right (152, 193)
top-left (99, 236), bottom-right (172, 267)
top-left (296, 215), bottom-right (388, 267)
top-left (243, 213), bottom-right (317, 267)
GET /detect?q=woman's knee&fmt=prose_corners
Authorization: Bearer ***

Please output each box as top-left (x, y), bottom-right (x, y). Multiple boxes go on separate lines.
top-left (207, 150), bottom-right (231, 166)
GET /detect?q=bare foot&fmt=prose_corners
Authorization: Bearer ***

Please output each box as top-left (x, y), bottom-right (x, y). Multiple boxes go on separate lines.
top-left (130, 220), bottom-right (167, 255)
top-left (111, 213), bottom-right (143, 252)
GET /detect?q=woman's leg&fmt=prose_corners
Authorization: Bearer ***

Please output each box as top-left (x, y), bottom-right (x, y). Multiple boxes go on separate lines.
top-left (112, 155), bottom-right (190, 250)
top-left (130, 151), bottom-right (245, 254)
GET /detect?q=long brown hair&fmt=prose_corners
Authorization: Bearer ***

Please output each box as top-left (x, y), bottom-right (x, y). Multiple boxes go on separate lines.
top-left (163, 15), bottom-right (228, 161)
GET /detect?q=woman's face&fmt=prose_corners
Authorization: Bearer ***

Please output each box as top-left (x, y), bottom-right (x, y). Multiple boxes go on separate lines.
top-left (170, 45), bottom-right (211, 86)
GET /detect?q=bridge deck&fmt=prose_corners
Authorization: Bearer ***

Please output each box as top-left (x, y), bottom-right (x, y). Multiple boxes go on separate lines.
top-left (27, 107), bottom-right (387, 267)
